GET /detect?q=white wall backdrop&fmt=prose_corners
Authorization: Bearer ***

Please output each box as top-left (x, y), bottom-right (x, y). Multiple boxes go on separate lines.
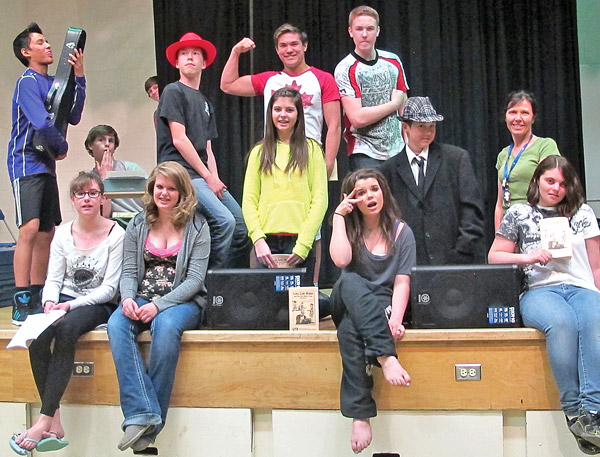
top-left (0, 0), bottom-right (157, 242)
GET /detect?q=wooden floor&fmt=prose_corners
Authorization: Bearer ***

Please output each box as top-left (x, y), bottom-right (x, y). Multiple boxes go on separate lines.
top-left (0, 306), bottom-right (561, 411)
top-left (0, 305), bottom-right (18, 328)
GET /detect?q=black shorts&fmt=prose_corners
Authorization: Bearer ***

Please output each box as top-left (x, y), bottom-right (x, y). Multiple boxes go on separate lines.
top-left (11, 174), bottom-right (62, 231)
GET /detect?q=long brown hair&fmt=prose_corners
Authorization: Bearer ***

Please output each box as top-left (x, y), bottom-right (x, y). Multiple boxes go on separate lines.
top-left (142, 161), bottom-right (197, 230)
top-left (526, 156), bottom-right (584, 218)
top-left (258, 87), bottom-right (309, 175)
top-left (339, 168), bottom-right (401, 262)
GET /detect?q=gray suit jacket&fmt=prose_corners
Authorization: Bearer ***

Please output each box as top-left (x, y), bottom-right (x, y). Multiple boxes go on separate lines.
top-left (381, 142), bottom-right (484, 265)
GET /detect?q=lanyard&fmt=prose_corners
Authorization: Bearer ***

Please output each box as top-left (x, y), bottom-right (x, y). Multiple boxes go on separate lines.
top-left (503, 133), bottom-right (533, 183)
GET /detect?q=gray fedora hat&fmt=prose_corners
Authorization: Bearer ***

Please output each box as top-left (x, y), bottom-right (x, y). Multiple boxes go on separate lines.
top-left (399, 96), bottom-right (444, 122)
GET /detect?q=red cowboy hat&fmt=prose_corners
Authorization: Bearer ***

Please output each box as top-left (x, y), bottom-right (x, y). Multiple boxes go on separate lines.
top-left (166, 32), bottom-right (217, 68)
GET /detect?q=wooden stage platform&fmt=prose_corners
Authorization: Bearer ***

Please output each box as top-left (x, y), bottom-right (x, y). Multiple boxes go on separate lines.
top-left (0, 307), bottom-right (560, 411)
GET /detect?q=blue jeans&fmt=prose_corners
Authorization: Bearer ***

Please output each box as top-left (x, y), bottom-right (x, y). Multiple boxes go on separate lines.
top-left (192, 177), bottom-right (249, 269)
top-left (520, 284), bottom-right (600, 414)
top-left (107, 298), bottom-right (201, 438)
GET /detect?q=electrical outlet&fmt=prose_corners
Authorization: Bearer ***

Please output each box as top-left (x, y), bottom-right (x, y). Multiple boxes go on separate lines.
top-left (73, 362), bottom-right (94, 377)
top-left (455, 363), bottom-right (481, 381)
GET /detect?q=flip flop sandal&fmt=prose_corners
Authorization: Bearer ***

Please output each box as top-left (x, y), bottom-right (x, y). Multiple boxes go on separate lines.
top-left (9, 432), bottom-right (38, 456)
top-left (36, 433), bottom-right (69, 453)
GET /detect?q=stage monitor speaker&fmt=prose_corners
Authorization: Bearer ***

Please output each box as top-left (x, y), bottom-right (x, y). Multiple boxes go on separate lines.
top-left (0, 246), bottom-right (16, 308)
top-left (410, 264), bottom-right (522, 329)
top-left (205, 268), bottom-right (307, 330)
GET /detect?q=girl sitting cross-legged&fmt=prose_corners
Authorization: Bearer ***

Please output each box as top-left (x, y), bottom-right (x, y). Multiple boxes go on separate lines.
top-left (330, 168), bottom-right (415, 454)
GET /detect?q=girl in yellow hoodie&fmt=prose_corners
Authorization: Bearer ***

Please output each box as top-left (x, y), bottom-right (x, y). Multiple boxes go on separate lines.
top-left (242, 87), bottom-right (327, 282)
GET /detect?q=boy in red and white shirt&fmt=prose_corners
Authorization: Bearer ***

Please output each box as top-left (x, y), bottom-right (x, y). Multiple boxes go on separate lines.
top-left (220, 23), bottom-right (341, 178)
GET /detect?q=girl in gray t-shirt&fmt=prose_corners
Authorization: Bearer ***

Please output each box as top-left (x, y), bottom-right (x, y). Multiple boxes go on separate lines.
top-left (329, 168), bottom-right (416, 454)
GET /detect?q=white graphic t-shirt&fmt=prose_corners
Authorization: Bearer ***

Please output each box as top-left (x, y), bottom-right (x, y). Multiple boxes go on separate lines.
top-left (335, 49), bottom-right (409, 160)
top-left (498, 203), bottom-right (600, 292)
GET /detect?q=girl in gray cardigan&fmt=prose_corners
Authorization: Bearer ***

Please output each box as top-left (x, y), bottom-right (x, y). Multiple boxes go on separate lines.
top-left (108, 162), bottom-right (210, 453)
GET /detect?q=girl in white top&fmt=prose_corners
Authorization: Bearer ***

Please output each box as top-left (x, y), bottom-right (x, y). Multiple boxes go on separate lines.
top-left (10, 172), bottom-right (124, 455)
top-left (489, 156), bottom-right (600, 453)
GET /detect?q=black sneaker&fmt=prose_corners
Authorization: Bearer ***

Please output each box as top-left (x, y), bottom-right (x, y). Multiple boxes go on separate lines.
top-left (567, 415), bottom-right (600, 455)
top-left (11, 290), bottom-right (31, 326)
top-left (28, 288), bottom-right (43, 315)
top-left (570, 412), bottom-right (600, 450)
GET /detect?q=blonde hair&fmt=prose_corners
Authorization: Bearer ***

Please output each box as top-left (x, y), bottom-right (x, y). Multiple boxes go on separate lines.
top-left (143, 162), bottom-right (197, 229)
top-left (349, 5), bottom-right (379, 27)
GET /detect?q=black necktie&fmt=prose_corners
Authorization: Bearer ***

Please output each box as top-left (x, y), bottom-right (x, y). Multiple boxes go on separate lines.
top-left (414, 156), bottom-right (425, 193)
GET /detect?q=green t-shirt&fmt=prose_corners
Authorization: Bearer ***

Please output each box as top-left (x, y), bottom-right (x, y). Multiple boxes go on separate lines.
top-left (495, 137), bottom-right (560, 208)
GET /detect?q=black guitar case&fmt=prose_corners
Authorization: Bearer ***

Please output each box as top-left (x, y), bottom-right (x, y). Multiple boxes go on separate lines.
top-left (33, 27), bottom-right (86, 159)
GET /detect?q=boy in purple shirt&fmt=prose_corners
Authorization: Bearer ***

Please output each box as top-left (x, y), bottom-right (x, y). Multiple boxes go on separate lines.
top-left (7, 22), bottom-right (86, 324)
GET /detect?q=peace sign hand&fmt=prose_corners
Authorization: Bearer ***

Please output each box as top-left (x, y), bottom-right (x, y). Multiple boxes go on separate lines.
top-left (335, 187), bottom-right (360, 216)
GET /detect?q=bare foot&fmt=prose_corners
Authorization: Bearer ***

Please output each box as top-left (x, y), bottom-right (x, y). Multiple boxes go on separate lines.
top-left (378, 355), bottom-right (411, 386)
top-left (14, 415), bottom-right (53, 451)
top-left (43, 408), bottom-right (65, 440)
top-left (351, 418), bottom-right (372, 454)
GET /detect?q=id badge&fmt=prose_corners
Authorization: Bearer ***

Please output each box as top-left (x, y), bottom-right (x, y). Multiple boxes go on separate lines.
top-left (502, 186), bottom-right (511, 208)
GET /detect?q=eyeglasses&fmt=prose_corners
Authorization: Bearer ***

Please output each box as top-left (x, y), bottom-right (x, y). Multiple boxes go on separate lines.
top-left (72, 190), bottom-right (103, 199)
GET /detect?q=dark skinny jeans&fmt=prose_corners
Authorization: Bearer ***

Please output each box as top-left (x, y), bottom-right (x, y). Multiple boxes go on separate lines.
top-left (331, 272), bottom-right (397, 419)
top-left (29, 295), bottom-right (114, 416)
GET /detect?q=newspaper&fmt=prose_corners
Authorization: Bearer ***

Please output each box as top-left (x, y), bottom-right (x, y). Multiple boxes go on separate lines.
top-left (7, 310), bottom-right (67, 349)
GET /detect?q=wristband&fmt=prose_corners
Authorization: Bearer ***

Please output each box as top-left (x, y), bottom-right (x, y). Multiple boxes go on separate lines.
top-left (334, 212), bottom-right (345, 217)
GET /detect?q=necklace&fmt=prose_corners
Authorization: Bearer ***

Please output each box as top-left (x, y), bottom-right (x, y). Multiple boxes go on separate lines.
top-left (364, 229), bottom-right (383, 253)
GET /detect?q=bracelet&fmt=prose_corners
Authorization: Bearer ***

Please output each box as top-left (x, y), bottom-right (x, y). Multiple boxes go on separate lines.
top-left (334, 212), bottom-right (345, 217)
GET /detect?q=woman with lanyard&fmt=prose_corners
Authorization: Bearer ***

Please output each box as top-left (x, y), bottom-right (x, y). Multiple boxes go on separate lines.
top-left (494, 90), bottom-right (560, 230)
